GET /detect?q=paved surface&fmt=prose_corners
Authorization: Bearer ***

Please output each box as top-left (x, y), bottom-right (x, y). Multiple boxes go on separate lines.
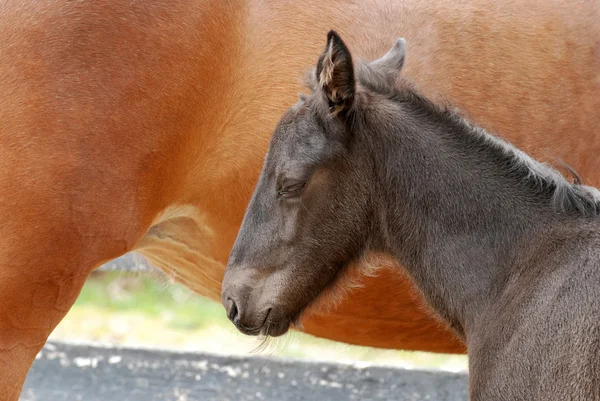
top-left (22, 341), bottom-right (468, 401)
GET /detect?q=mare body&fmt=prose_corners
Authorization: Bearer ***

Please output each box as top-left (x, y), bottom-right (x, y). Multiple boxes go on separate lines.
top-left (0, 0), bottom-right (598, 398)
top-left (222, 33), bottom-right (600, 400)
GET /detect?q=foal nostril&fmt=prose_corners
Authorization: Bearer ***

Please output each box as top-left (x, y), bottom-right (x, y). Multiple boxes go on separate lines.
top-left (226, 297), bottom-right (239, 324)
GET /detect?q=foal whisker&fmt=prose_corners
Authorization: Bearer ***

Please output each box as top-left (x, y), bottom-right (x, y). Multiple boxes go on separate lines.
top-left (300, 199), bottom-right (310, 214)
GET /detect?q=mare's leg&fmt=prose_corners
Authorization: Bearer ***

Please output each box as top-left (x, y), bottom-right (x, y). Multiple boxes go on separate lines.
top-left (0, 171), bottom-right (159, 400)
top-left (0, 214), bottom-right (146, 400)
top-left (0, 232), bottom-right (91, 400)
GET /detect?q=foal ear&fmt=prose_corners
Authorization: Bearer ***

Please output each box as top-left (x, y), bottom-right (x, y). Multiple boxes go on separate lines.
top-left (316, 31), bottom-right (355, 116)
top-left (367, 38), bottom-right (407, 84)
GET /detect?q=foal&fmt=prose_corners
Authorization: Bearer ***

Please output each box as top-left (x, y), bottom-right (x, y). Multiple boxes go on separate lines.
top-left (222, 31), bottom-right (600, 400)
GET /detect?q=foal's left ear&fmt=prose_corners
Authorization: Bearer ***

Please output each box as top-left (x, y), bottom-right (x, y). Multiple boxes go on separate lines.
top-left (369, 38), bottom-right (406, 72)
top-left (316, 31), bottom-right (355, 117)
top-left (366, 38), bottom-right (407, 87)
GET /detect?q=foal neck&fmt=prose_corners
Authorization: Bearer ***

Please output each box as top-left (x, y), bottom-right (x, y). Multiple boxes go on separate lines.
top-left (359, 89), bottom-right (600, 338)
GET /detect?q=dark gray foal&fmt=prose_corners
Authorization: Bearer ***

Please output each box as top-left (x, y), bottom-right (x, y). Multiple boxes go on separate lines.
top-left (222, 31), bottom-right (600, 400)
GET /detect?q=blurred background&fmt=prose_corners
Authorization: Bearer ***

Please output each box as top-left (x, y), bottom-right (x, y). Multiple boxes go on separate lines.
top-left (50, 252), bottom-right (468, 373)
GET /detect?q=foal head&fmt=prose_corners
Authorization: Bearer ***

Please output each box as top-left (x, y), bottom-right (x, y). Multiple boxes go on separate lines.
top-left (221, 31), bottom-right (407, 337)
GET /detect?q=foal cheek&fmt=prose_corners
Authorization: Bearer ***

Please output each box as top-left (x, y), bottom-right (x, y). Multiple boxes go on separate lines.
top-left (278, 202), bottom-right (302, 246)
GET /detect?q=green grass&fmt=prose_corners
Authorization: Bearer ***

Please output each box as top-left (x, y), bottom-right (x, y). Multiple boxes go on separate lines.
top-left (73, 271), bottom-right (227, 331)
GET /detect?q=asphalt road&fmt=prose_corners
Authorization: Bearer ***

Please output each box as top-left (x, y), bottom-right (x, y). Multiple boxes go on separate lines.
top-left (21, 341), bottom-right (468, 401)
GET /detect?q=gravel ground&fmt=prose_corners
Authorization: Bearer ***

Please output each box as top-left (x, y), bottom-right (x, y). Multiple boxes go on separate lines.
top-left (22, 340), bottom-right (468, 401)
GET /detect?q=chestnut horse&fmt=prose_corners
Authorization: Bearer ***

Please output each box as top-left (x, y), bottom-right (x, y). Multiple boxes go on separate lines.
top-left (0, 0), bottom-right (597, 398)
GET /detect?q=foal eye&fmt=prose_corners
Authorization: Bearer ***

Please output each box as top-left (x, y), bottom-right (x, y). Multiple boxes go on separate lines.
top-left (277, 180), bottom-right (307, 198)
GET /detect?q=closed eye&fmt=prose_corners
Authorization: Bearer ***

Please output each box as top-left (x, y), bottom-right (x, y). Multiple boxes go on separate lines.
top-left (277, 180), bottom-right (307, 198)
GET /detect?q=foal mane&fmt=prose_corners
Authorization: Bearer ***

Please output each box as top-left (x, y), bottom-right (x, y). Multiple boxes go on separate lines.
top-left (303, 65), bottom-right (600, 218)
top-left (388, 83), bottom-right (600, 217)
